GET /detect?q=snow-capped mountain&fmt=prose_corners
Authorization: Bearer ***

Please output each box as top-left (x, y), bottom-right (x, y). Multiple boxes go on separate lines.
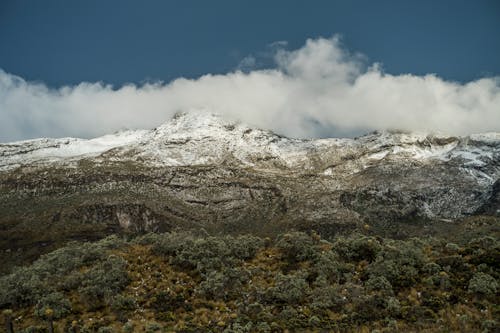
top-left (0, 112), bottom-right (499, 271)
top-left (2, 112), bottom-right (499, 178)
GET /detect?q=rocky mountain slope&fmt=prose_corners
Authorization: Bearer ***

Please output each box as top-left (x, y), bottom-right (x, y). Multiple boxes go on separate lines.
top-left (1, 112), bottom-right (499, 272)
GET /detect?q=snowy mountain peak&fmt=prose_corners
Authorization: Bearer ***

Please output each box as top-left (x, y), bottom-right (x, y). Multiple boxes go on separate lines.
top-left (0, 112), bottom-right (499, 178)
top-left (158, 111), bottom-right (238, 132)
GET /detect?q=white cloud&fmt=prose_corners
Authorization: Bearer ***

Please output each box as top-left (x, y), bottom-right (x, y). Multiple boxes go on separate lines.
top-left (1, 36), bottom-right (499, 142)
top-left (237, 55), bottom-right (257, 72)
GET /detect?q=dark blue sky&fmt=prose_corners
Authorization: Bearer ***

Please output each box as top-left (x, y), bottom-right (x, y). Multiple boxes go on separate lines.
top-left (1, 0), bottom-right (499, 87)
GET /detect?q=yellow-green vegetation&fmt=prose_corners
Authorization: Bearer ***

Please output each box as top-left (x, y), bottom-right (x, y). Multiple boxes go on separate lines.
top-left (0, 231), bottom-right (498, 332)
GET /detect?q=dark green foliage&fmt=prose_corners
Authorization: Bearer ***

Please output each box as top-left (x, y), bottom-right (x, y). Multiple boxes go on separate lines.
top-left (226, 235), bottom-right (264, 260)
top-left (110, 294), bottom-right (137, 321)
top-left (148, 232), bottom-right (263, 274)
top-left (276, 232), bottom-right (317, 263)
top-left (365, 275), bottom-right (394, 295)
top-left (0, 236), bottom-right (125, 308)
top-left (367, 239), bottom-right (425, 289)
top-left (173, 236), bottom-right (236, 272)
top-left (311, 251), bottom-right (343, 283)
top-left (1, 229), bottom-right (498, 332)
top-left (145, 322), bottom-right (162, 333)
top-left (78, 255), bottom-right (129, 310)
top-left (468, 272), bottom-right (498, 296)
top-left (196, 267), bottom-right (250, 300)
top-left (0, 267), bottom-right (46, 307)
top-left (268, 273), bottom-right (309, 304)
top-left (34, 292), bottom-right (71, 319)
top-left (333, 235), bottom-right (382, 262)
top-left (309, 283), bottom-right (343, 310)
top-left (354, 294), bottom-right (395, 322)
top-left (18, 326), bottom-right (48, 333)
top-left (148, 232), bottom-right (195, 258)
top-left (110, 295), bottom-right (137, 312)
top-left (151, 291), bottom-right (186, 313)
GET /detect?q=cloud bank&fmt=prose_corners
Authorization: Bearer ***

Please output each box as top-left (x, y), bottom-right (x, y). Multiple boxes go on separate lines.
top-left (1, 36), bottom-right (499, 142)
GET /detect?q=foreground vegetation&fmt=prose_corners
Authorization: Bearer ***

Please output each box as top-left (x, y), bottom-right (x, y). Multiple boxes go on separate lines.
top-left (1, 228), bottom-right (499, 332)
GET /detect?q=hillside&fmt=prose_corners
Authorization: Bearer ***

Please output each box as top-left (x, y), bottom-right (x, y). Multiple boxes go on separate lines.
top-left (1, 112), bottom-right (499, 272)
top-left (1, 229), bottom-right (499, 332)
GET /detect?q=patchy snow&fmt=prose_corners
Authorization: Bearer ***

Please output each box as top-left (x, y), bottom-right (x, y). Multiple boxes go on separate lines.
top-left (0, 130), bottom-right (149, 170)
top-left (0, 112), bottom-right (499, 178)
top-left (470, 133), bottom-right (500, 143)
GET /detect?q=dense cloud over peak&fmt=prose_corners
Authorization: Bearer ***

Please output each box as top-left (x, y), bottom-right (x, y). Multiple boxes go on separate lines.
top-left (1, 36), bottom-right (499, 142)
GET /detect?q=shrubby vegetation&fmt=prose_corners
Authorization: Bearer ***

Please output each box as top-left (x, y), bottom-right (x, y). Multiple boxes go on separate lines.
top-left (0, 230), bottom-right (498, 332)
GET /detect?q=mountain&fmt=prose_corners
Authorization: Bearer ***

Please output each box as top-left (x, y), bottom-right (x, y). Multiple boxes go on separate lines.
top-left (1, 112), bottom-right (499, 272)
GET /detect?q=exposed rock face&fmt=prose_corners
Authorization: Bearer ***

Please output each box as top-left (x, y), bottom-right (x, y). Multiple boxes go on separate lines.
top-left (1, 112), bottom-right (499, 271)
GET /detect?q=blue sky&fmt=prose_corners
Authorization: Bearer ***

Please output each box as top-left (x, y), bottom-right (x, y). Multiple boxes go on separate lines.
top-left (1, 0), bottom-right (499, 86)
top-left (0, 1), bottom-right (499, 141)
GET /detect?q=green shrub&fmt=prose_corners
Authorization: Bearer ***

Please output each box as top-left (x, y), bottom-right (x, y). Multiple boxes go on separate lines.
top-left (78, 255), bottom-right (129, 310)
top-left (151, 291), bottom-right (186, 313)
top-left (309, 280), bottom-right (344, 310)
top-left (110, 295), bottom-right (137, 311)
top-left (312, 251), bottom-right (342, 284)
top-left (367, 240), bottom-right (425, 289)
top-left (34, 292), bottom-right (71, 319)
top-left (173, 237), bottom-right (236, 272)
top-left (196, 267), bottom-right (249, 300)
top-left (481, 320), bottom-right (498, 332)
top-left (268, 273), bottom-right (309, 304)
top-left (365, 275), bottom-right (393, 295)
top-left (122, 322), bottom-right (134, 333)
top-left (276, 232), bottom-right (317, 263)
top-left (353, 294), bottom-right (388, 322)
top-left (150, 232), bottom-right (195, 257)
top-left (145, 322), bottom-right (162, 333)
top-left (0, 267), bottom-right (46, 307)
top-left (226, 235), bottom-right (264, 260)
top-left (422, 262), bottom-right (441, 275)
top-left (0, 236), bottom-right (125, 308)
top-left (110, 294), bottom-right (137, 320)
top-left (18, 326), bottom-right (47, 333)
top-left (468, 272), bottom-right (498, 296)
top-left (223, 322), bottom-right (252, 333)
top-left (333, 235), bottom-right (381, 262)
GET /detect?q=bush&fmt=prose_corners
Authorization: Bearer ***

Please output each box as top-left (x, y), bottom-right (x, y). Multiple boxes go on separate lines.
top-left (145, 322), bottom-right (162, 333)
top-left (122, 322), bottom-right (134, 333)
top-left (151, 291), bottom-right (186, 313)
top-left (0, 236), bottom-right (125, 308)
top-left (173, 237), bottom-right (237, 272)
top-left (365, 275), bottom-right (393, 295)
top-left (78, 255), bottom-right (129, 310)
top-left (309, 284), bottom-right (343, 310)
top-left (34, 292), bottom-right (71, 319)
top-left (468, 272), bottom-right (498, 296)
top-left (268, 273), bottom-right (309, 304)
top-left (367, 240), bottom-right (425, 289)
top-left (149, 232), bottom-right (195, 257)
top-left (333, 235), bottom-right (381, 262)
top-left (110, 294), bottom-right (137, 320)
top-left (312, 251), bottom-right (342, 283)
top-left (0, 267), bottom-right (46, 307)
top-left (18, 326), bottom-right (47, 333)
top-left (226, 235), bottom-right (263, 260)
top-left (196, 267), bottom-right (249, 300)
top-left (276, 232), bottom-right (317, 263)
